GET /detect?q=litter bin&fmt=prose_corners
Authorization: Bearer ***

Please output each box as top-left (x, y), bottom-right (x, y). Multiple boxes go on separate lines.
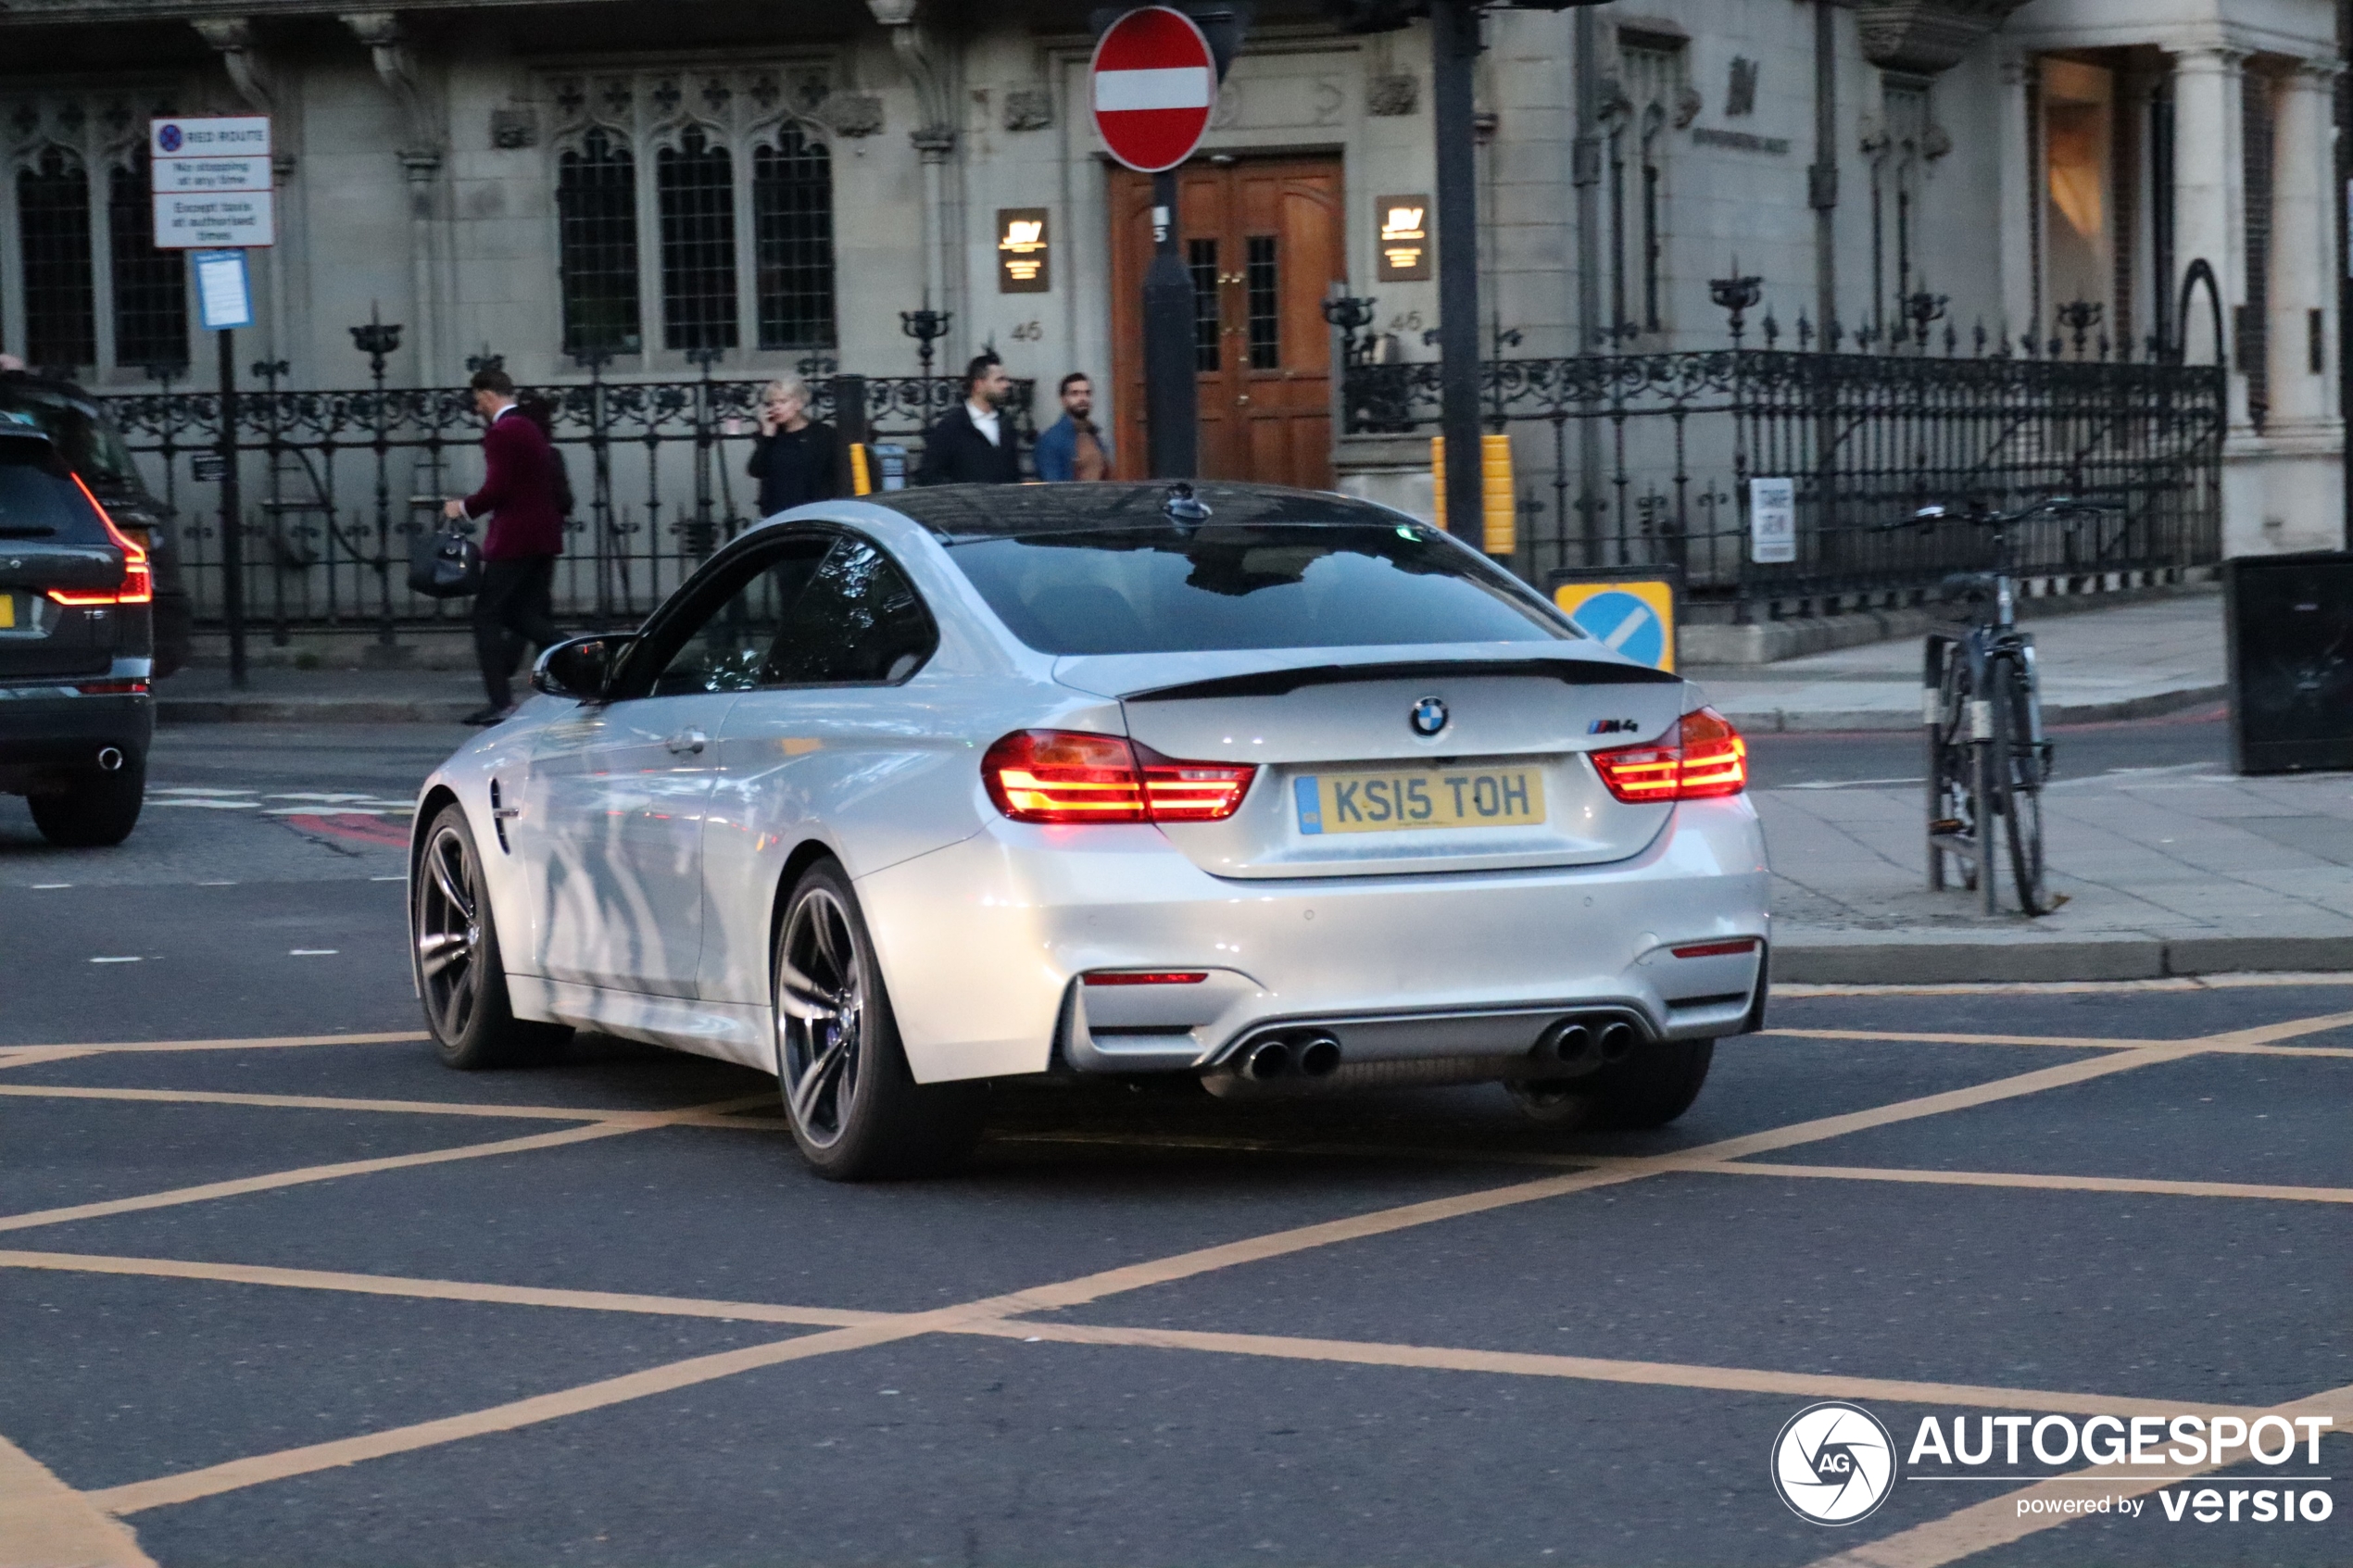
top-left (2223, 550), bottom-right (2353, 773)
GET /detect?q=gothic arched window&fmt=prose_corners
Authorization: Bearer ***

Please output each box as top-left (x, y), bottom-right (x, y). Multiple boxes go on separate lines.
top-left (752, 124), bottom-right (836, 350)
top-left (557, 129), bottom-right (643, 357)
top-left (17, 146), bottom-right (95, 370)
top-left (109, 148), bottom-right (187, 370)
top-left (657, 126), bottom-right (736, 352)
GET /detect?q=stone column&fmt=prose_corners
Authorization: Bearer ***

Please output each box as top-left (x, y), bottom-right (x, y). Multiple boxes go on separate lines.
top-left (2266, 59), bottom-right (2342, 428)
top-left (342, 11), bottom-right (444, 384)
top-left (194, 18), bottom-right (293, 373)
top-left (2170, 47), bottom-right (2246, 421)
top-left (874, 1), bottom-right (959, 356)
top-left (1995, 52), bottom-right (2036, 345)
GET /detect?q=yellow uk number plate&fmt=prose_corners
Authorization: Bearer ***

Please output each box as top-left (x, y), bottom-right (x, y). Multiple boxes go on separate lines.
top-left (1294, 768), bottom-right (1546, 835)
top-left (0, 594), bottom-right (16, 630)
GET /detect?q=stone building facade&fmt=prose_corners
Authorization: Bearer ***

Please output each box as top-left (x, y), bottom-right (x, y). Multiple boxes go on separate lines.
top-left (0, 0), bottom-right (2341, 555)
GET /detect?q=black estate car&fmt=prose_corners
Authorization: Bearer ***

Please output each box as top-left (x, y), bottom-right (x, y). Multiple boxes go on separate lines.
top-left (0, 369), bottom-right (191, 678)
top-left (0, 420), bottom-right (152, 846)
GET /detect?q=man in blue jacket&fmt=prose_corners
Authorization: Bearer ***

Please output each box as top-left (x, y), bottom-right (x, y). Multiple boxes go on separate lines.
top-left (1033, 371), bottom-right (1113, 483)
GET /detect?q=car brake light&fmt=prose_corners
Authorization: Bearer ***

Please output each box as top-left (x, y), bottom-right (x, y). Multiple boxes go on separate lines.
top-left (1591, 707), bottom-right (1748, 803)
top-left (1082, 972), bottom-right (1209, 985)
top-left (46, 475), bottom-right (153, 608)
top-left (983, 730), bottom-right (1254, 825)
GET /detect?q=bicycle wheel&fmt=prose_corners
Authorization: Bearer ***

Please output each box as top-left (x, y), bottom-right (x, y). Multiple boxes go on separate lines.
top-left (1927, 643), bottom-right (1979, 893)
top-left (1989, 653), bottom-right (2051, 915)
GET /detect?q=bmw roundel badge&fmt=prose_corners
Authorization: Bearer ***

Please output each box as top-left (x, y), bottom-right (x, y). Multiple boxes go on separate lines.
top-left (1410, 696), bottom-right (1449, 737)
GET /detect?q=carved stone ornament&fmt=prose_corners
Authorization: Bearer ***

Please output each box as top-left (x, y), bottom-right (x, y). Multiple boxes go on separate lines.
top-left (820, 92), bottom-right (885, 138)
top-left (1367, 72), bottom-right (1418, 117)
top-left (1921, 120), bottom-right (1952, 160)
top-left (1673, 84), bottom-right (1701, 129)
top-left (490, 107), bottom-right (536, 148)
top-left (1855, 1), bottom-right (2032, 79)
top-left (1002, 87), bottom-right (1052, 132)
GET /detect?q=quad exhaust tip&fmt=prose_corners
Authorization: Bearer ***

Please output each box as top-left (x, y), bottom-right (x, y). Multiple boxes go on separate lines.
top-left (1236, 1032), bottom-right (1344, 1082)
top-left (95, 746), bottom-right (124, 772)
top-left (1240, 1039), bottom-right (1292, 1081)
top-left (1539, 1015), bottom-right (1643, 1073)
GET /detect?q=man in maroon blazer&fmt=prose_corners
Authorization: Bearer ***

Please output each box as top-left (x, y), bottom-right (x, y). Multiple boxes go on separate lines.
top-left (445, 367), bottom-right (565, 724)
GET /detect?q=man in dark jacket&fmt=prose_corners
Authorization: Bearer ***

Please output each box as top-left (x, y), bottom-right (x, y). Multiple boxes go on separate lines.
top-left (1033, 371), bottom-right (1114, 482)
top-left (446, 367), bottom-right (564, 724)
top-left (914, 354), bottom-right (1023, 485)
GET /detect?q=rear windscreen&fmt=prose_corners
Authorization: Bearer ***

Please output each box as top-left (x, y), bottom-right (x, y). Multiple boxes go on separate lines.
top-left (945, 524), bottom-right (1577, 656)
top-left (0, 441), bottom-right (107, 543)
top-left (0, 391), bottom-right (136, 483)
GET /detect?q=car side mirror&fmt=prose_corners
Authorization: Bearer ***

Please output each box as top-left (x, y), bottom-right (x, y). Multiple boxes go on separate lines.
top-left (532, 633), bottom-right (634, 702)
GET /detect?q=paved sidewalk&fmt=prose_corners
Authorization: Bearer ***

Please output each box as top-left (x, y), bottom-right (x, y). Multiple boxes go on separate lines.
top-left (1687, 587), bottom-right (2223, 732)
top-left (1763, 759), bottom-right (2353, 983)
top-left (156, 664), bottom-right (486, 724)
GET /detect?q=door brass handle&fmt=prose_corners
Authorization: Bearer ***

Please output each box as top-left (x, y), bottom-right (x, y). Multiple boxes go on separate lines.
top-left (1237, 395), bottom-right (1252, 407)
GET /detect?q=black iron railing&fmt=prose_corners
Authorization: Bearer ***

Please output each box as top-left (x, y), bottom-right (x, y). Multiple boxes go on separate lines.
top-left (1342, 313), bottom-right (2226, 613)
top-left (97, 370), bottom-right (1033, 637)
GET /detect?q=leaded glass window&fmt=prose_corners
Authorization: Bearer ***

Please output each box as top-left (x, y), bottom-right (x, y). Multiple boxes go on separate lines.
top-left (557, 129), bottom-right (642, 357)
top-left (18, 146), bottom-right (95, 371)
top-left (109, 149), bottom-right (187, 370)
top-left (657, 127), bottom-right (736, 352)
top-left (752, 126), bottom-right (835, 350)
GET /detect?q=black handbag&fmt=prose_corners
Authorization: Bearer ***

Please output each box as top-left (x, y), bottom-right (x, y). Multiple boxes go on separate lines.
top-left (408, 523), bottom-right (484, 599)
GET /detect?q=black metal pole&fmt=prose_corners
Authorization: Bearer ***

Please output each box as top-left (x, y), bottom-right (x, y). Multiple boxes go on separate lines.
top-left (1431, 0), bottom-right (1482, 538)
top-left (1143, 168), bottom-right (1198, 479)
top-left (217, 326), bottom-right (246, 690)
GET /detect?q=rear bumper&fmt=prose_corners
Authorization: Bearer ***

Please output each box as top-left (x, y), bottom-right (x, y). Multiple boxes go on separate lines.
top-left (855, 795), bottom-right (1771, 1084)
top-left (0, 684), bottom-right (153, 790)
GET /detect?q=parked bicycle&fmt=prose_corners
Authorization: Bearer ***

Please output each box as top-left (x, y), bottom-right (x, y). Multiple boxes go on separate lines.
top-left (1884, 497), bottom-right (2110, 916)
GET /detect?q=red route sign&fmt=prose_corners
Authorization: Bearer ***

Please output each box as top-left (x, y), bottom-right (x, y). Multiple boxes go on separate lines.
top-left (1089, 6), bottom-right (1217, 174)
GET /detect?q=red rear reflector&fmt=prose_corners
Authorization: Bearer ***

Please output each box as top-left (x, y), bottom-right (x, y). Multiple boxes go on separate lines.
top-left (47, 475), bottom-right (153, 608)
top-left (1592, 707), bottom-right (1748, 803)
top-left (1670, 938), bottom-right (1761, 960)
top-left (1082, 972), bottom-right (1210, 986)
top-left (73, 679), bottom-right (149, 696)
top-left (983, 730), bottom-right (1253, 825)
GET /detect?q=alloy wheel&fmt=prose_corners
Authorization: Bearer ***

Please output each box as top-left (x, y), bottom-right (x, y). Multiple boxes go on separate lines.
top-left (776, 886), bottom-right (865, 1148)
top-left (417, 824), bottom-right (483, 1042)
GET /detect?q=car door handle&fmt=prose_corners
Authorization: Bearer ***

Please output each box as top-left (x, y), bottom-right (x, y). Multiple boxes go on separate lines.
top-left (666, 728), bottom-right (707, 756)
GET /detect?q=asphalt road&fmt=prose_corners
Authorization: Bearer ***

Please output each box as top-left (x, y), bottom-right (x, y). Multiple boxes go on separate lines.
top-left (2, 718), bottom-right (2346, 1568)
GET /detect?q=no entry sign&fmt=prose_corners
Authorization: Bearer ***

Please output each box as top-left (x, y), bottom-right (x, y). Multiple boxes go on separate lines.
top-left (1090, 7), bottom-right (1217, 173)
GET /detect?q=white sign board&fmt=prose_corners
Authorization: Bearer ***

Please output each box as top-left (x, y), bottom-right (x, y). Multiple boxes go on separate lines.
top-left (150, 118), bottom-right (273, 247)
top-left (1749, 476), bottom-right (1797, 564)
top-left (151, 116), bottom-right (271, 161)
top-left (193, 250), bottom-right (255, 331)
top-left (152, 156), bottom-right (270, 194)
top-left (152, 190), bottom-right (275, 249)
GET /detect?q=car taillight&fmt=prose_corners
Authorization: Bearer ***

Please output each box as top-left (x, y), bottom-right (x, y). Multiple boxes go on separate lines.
top-left (983, 730), bottom-right (1254, 825)
top-left (46, 475), bottom-right (153, 608)
top-left (1592, 707), bottom-right (1748, 803)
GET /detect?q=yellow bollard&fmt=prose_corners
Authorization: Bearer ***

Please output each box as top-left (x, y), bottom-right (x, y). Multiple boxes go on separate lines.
top-left (849, 442), bottom-right (873, 497)
top-left (1429, 433), bottom-right (1516, 555)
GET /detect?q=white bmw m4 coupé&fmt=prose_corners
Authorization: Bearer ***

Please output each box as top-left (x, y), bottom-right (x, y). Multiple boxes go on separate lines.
top-left (409, 483), bottom-right (1770, 1178)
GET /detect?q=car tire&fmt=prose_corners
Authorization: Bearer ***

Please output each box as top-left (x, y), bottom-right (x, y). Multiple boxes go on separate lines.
top-left (773, 859), bottom-right (984, 1181)
top-left (27, 757), bottom-right (145, 847)
top-left (413, 803), bottom-right (571, 1070)
top-left (1508, 1039), bottom-right (1714, 1131)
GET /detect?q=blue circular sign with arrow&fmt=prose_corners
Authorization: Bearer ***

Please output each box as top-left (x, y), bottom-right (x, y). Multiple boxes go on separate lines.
top-left (1568, 589), bottom-right (1667, 669)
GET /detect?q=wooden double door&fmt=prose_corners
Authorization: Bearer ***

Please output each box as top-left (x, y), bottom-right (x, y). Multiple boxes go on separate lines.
top-left (1108, 156), bottom-right (1343, 489)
